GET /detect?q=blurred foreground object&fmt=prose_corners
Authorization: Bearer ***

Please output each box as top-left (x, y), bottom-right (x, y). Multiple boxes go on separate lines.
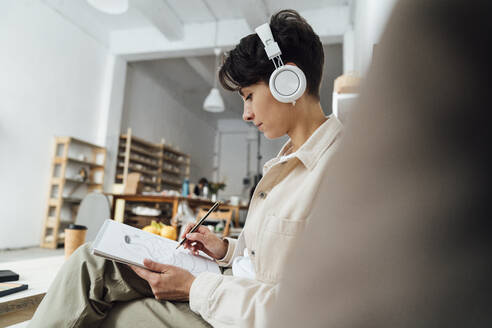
top-left (271, 0), bottom-right (492, 327)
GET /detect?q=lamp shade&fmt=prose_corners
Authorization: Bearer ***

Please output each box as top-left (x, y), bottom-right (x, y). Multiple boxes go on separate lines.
top-left (203, 88), bottom-right (225, 113)
top-left (86, 0), bottom-right (129, 15)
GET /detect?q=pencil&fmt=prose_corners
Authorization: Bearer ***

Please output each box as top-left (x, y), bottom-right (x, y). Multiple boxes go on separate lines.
top-left (176, 201), bottom-right (220, 249)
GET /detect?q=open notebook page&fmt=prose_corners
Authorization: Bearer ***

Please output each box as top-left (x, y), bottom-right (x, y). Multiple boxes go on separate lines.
top-left (92, 220), bottom-right (220, 276)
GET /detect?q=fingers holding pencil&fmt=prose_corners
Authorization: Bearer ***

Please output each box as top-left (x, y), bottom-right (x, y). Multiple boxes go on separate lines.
top-left (181, 224), bottom-right (228, 259)
top-left (181, 224), bottom-right (206, 250)
top-left (176, 202), bottom-right (220, 250)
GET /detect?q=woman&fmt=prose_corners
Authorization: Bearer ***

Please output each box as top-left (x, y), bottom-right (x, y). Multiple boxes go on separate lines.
top-left (193, 177), bottom-right (209, 197)
top-left (29, 9), bottom-right (342, 328)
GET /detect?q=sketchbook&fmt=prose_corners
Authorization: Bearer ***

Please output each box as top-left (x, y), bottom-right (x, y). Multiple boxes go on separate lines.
top-left (92, 220), bottom-right (220, 276)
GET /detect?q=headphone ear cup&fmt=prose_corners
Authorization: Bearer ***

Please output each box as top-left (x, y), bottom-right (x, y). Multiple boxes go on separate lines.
top-left (269, 65), bottom-right (307, 103)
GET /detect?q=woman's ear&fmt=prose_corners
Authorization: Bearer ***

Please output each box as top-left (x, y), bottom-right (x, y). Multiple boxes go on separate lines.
top-left (284, 62), bottom-right (298, 67)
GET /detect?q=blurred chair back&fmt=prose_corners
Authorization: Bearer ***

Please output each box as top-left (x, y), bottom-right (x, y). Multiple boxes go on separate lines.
top-left (196, 206), bottom-right (233, 237)
top-left (75, 192), bottom-right (111, 242)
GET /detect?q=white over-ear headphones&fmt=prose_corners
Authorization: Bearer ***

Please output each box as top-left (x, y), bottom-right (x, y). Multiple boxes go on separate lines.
top-left (255, 23), bottom-right (307, 104)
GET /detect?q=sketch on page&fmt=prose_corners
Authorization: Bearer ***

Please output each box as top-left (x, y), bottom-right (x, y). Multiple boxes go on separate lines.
top-left (93, 220), bottom-right (220, 276)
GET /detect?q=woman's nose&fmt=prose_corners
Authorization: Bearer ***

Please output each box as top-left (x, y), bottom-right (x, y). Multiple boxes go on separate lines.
top-left (242, 104), bottom-right (254, 121)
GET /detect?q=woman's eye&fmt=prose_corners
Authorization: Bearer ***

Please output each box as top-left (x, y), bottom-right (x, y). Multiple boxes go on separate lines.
top-left (245, 93), bottom-right (252, 101)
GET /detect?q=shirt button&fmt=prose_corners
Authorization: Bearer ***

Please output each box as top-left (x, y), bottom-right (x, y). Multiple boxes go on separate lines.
top-left (258, 191), bottom-right (267, 199)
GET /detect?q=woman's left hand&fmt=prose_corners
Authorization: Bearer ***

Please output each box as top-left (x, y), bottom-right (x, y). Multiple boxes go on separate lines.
top-left (130, 259), bottom-right (195, 301)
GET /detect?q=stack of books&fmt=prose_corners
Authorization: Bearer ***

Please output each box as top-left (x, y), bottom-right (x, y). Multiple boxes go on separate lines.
top-left (0, 270), bottom-right (28, 297)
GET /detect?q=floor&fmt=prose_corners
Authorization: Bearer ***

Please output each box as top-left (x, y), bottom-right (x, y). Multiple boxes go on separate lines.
top-left (0, 247), bottom-right (64, 262)
top-left (0, 250), bottom-right (65, 328)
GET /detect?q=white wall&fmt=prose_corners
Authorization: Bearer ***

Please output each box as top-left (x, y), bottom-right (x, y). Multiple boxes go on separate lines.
top-left (320, 44), bottom-right (344, 111)
top-left (0, 0), bottom-right (110, 249)
top-left (97, 56), bottom-right (128, 192)
top-left (354, 0), bottom-right (398, 74)
top-left (121, 64), bottom-right (216, 184)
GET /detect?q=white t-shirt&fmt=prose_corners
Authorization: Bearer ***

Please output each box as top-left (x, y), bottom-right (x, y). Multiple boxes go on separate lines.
top-left (232, 248), bottom-right (256, 279)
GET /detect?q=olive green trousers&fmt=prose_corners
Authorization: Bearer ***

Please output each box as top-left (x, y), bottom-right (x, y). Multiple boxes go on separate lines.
top-left (28, 243), bottom-right (212, 328)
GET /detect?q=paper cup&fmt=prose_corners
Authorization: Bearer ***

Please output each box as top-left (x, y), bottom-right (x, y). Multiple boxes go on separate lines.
top-left (65, 224), bottom-right (87, 258)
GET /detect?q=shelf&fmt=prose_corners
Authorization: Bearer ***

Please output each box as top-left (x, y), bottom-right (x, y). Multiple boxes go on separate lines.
top-left (44, 232), bottom-right (65, 245)
top-left (69, 137), bottom-right (105, 150)
top-left (52, 177), bottom-right (102, 185)
top-left (67, 157), bottom-right (105, 168)
top-left (46, 217), bottom-right (74, 228)
top-left (42, 136), bottom-right (107, 249)
top-left (120, 145), bottom-right (162, 159)
top-left (118, 164), bottom-right (159, 177)
top-left (116, 174), bottom-right (158, 186)
top-left (46, 216), bottom-right (57, 228)
top-left (161, 167), bottom-right (181, 176)
top-left (49, 197), bottom-right (83, 205)
top-left (162, 154), bottom-right (186, 165)
top-left (54, 136), bottom-right (104, 150)
top-left (54, 157), bottom-right (105, 168)
top-left (161, 179), bottom-right (182, 188)
top-left (62, 197), bottom-right (83, 203)
top-left (118, 154), bottom-right (160, 168)
top-left (162, 145), bottom-right (186, 157)
top-left (115, 128), bottom-right (189, 194)
top-left (120, 134), bottom-right (162, 150)
top-left (120, 134), bottom-right (186, 157)
top-left (48, 197), bottom-right (82, 206)
top-left (64, 178), bottom-right (103, 185)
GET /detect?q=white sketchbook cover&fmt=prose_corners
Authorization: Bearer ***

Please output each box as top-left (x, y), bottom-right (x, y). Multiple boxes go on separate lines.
top-left (92, 220), bottom-right (220, 276)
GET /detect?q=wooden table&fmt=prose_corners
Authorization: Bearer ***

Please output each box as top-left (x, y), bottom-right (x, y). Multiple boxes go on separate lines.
top-left (0, 256), bottom-right (65, 327)
top-left (106, 194), bottom-right (249, 228)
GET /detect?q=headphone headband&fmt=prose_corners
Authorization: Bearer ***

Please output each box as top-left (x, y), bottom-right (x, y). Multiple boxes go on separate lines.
top-left (255, 23), bottom-right (282, 59)
top-left (255, 22), bottom-right (306, 104)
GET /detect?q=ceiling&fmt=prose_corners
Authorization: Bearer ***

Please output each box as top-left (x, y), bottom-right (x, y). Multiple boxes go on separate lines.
top-left (131, 44), bottom-right (343, 119)
top-left (44, 1), bottom-right (352, 31)
top-left (42, 0), bottom-right (353, 53)
top-left (169, 0), bottom-right (351, 22)
top-left (42, 0), bottom-right (351, 119)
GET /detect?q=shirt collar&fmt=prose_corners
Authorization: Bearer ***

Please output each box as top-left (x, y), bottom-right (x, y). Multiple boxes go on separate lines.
top-left (263, 115), bottom-right (343, 173)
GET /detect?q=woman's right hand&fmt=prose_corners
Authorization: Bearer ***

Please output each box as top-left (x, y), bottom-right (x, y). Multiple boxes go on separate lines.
top-left (181, 223), bottom-right (228, 260)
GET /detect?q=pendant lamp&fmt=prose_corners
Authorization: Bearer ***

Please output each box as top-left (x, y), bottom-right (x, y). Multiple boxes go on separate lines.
top-left (86, 0), bottom-right (129, 15)
top-left (203, 48), bottom-right (225, 113)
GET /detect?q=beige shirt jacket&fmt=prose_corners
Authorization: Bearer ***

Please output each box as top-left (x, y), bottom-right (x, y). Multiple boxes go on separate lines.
top-left (189, 115), bottom-right (343, 327)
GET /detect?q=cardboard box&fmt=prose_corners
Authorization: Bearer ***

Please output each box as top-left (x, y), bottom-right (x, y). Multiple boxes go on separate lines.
top-left (334, 73), bottom-right (361, 94)
top-left (123, 173), bottom-right (143, 194)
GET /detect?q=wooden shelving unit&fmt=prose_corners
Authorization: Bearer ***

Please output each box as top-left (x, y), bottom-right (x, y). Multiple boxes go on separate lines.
top-left (40, 137), bottom-right (106, 249)
top-left (115, 128), bottom-right (190, 192)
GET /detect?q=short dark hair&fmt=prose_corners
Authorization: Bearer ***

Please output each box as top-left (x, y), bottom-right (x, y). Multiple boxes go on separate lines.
top-left (218, 9), bottom-right (324, 100)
